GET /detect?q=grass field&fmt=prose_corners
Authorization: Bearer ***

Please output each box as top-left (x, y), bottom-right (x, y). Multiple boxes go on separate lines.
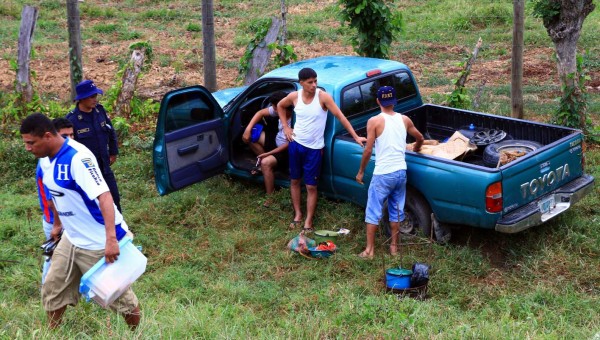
top-left (1, 0), bottom-right (599, 338)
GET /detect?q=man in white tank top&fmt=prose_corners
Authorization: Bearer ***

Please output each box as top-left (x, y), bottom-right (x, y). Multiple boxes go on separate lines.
top-left (277, 68), bottom-right (366, 232)
top-left (355, 86), bottom-right (424, 259)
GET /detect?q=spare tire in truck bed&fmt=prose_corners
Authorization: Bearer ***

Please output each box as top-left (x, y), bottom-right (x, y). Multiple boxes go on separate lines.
top-left (483, 140), bottom-right (543, 168)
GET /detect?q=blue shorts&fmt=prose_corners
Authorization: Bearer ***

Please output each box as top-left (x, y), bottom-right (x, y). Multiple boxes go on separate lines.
top-left (365, 169), bottom-right (407, 225)
top-left (288, 141), bottom-right (323, 186)
top-left (250, 124), bottom-right (264, 143)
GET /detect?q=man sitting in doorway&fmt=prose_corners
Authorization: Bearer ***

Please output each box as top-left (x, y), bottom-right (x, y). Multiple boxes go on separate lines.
top-left (242, 91), bottom-right (293, 208)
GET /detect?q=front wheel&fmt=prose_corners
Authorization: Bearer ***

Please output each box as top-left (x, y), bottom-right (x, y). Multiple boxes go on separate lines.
top-left (381, 188), bottom-right (432, 238)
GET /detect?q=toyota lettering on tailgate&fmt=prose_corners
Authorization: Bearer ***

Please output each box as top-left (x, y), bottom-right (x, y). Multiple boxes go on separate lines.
top-left (520, 163), bottom-right (570, 199)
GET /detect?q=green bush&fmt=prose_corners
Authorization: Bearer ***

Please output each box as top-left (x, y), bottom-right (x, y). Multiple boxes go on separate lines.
top-left (93, 23), bottom-right (119, 34)
top-left (338, 0), bottom-right (403, 58)
top-left (0, 3), bottom-right (20, 18)
top-left (140, 9), bottom-right (182, 21)
top-left (119, 30), bottom-right (143, 40)
top-left (186, 23), bottom-right (201, 32)
top-left (0, 138), bottom-right (37, 182)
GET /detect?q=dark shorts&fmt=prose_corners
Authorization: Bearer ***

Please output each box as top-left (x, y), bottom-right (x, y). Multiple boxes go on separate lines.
top-left (264, 129), bottom-right (288, 171)
top-left (264, 128), bottom-right (278, 152)
top-left (288, 141), bottom-right (323, 186)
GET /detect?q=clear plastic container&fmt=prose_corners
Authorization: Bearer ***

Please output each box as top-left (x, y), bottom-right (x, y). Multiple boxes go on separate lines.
top-left (79, 237), bottom-right (147, 308)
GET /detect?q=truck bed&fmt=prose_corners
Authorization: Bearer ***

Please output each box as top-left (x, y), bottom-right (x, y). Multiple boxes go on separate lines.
top-left (347, 104), bottom-right (578, 168)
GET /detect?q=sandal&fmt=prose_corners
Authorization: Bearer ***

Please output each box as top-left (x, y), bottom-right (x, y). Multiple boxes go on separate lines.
top-left (250, 166), bottom-right (262, 176)
top-left (250, 158), bottom-right (262, 176)
top-left (289, 220), bottom-right (302, 230)
top-left (302, 227), bottom-right (314, 233)
top-left (358, 250), bottom-right (374, 259)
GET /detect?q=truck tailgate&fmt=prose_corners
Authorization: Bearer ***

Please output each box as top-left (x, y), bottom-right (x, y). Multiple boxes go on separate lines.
top-left (496, 133), bottom-right (594, 232)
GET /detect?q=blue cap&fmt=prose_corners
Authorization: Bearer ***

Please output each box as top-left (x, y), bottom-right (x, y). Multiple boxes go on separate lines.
top-left (251, 124), bottom-right (264, 143)
top-left (377, 86), bottom-right (396, 107)
top-left (75, 80), bottom-right (104, 101)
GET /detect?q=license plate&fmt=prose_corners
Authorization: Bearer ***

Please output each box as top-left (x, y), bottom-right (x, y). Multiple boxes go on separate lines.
top-left (538, 195), bottom-right (555, 214)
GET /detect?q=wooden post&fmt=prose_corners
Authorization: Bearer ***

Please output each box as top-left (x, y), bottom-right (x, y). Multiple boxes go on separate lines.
top-left (67, 0), bottom-right (83, 101)
top-left (243, 18), bottom-right (282, 85)
top-left (511, 0), bottom-right (524, 119)
top-left (280, 0), bottom-right (287, 46)
top-left (456, 37), bottom-right (482, 88)
top-left (114, 48), bottom-right (147, 119)
top-left (202, 0), bottom-right (217, 92)
top-left (16, 5), bottom-right (38, 103)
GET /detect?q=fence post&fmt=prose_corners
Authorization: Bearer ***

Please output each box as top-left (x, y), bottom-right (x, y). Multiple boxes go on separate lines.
top-left (67, 0), bottom-right (83, 101)
top-left (115, 47), bottom-right (147, 119)
top-left (511, 0), bottom-right (524, 119)
top-left (16, 5), bottom-right (38, 104)
top-left (243, 18), bottom-right (282, 85)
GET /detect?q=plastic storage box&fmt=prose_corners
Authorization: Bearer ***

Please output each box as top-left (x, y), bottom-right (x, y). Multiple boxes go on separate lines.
top-left (79, 237), bottom-right (147, 308)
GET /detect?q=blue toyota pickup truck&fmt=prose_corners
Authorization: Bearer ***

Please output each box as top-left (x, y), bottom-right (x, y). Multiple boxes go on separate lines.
top-left (153, 56), bottom-right (594, 240)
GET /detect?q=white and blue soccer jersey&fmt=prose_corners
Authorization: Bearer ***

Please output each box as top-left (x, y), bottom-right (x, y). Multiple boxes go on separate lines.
top-left (36, 157), bottom-right (54, 224)
top-left (43, 138), bottom-right (128, 250)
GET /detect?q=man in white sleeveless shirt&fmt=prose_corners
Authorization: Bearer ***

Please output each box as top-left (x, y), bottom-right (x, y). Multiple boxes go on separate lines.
top-left (277, 68), bottom-right (366, 232)
top-left (355, 86), bottom-right (424, 258)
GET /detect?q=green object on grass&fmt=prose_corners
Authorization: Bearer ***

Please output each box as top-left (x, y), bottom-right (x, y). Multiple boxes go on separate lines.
top-left (314, 230), bottom-right (339, 244)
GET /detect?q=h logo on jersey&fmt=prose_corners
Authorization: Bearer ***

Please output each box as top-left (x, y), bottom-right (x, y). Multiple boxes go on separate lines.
top-left (56, 164), bottom-right (70, 181)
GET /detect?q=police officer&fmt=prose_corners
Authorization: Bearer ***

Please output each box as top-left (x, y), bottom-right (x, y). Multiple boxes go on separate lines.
top-left (67, 79), bottom-right (123, 212)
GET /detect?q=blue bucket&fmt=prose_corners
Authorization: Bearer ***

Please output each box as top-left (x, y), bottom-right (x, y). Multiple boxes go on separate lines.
top-left (385, 268), bottom-right (412, 289)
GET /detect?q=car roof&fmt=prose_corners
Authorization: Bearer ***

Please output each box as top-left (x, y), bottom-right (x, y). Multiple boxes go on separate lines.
top-left (261, 56), bottom-right (409, 92)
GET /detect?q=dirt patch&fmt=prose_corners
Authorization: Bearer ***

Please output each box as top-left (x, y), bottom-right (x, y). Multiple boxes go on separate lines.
top-left (3, 6), bottom-right (597, 105)
top-left (449, 226), bottom-right (512, 269)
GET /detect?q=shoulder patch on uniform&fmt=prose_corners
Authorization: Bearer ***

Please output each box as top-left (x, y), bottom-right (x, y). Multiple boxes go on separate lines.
top-left (81, 158), bottom-right (95, 168)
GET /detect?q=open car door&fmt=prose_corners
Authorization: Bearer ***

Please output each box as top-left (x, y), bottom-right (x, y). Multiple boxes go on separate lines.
top-left (153, 86), bottom-right (228, 195)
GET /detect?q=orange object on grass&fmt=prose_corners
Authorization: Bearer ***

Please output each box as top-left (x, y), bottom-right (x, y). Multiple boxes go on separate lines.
top-left (316, 241), bottom-right (337, 252)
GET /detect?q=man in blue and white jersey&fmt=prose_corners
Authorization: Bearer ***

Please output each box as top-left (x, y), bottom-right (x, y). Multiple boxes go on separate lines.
top-left (37, 118), bottom-right (73, 284)
top-left (21, 113), bottom-right (140, 330)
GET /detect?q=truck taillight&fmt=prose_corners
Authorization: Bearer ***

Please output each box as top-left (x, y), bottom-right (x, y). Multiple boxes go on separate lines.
top-left (486, 182), bottom-right (503, 213)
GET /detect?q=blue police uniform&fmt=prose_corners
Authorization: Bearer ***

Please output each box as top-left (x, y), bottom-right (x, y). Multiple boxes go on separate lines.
top-left (66, 103), bottom-right (122, 212)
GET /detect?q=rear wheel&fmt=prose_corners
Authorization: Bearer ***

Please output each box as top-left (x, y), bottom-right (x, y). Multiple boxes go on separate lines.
top-left (381, 187), bottom-right (432, 238)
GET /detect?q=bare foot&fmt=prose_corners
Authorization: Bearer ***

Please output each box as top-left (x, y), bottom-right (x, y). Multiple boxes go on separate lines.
top-left (358, 250), bottom-right (374, 259)
top-left (263, 198), bottom-right (273, 208)
top-left (389, 244), bottom-right (398, 256)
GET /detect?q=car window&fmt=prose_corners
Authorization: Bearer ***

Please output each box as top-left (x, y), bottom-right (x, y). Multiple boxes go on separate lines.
top-left (342, 86), bottom-right (363, 115)
top-left (392, 72), bottom-right (417, 101)
top-left (242, 82), bottom-right (296, 105)
top-left (165, 91), bottom-right (216, 133)
top-left (341, 71), bottom-right (417, 118)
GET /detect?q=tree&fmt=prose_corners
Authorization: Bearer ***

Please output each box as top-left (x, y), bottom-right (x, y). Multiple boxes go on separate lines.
top-left (66, 0), bottom-right (83, 101)
top-left (338, 0), bottom-right (402, 59)
top-left (532, 0), bottom-right (595, 129)
top-left (201, 0), bottom-right (217, 92)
